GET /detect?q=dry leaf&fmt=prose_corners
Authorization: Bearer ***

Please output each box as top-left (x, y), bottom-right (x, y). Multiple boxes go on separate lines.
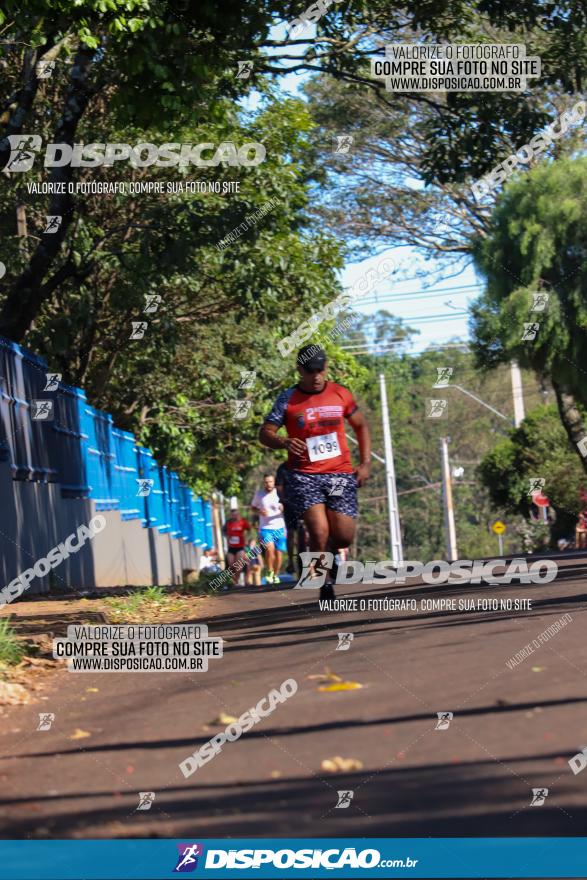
top-left (307, 668), bottom-right (342, 683)
top-left (210, 712), bottom-right (237, 725)
top-left (69, 728), bottom-right (91, 740)
top-left (86, 687), bottom-right (99, 693)
top-left (318, 681), bottom-right (363, 692)
top-left (270, 770), bottom-right (282, 778)
top-left (0, 681), bottom-right (30, 706)
top-left (321, 755), bottom-right (363, 773)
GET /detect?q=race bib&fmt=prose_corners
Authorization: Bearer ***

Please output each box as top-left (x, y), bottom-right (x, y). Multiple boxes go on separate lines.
top-left (306, 432), bottom-right (341, 462)
top-left (228, 535), bottom-right (241, 546)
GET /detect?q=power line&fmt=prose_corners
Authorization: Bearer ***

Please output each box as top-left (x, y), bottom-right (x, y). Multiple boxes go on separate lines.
top-left (359, 285), bottom-right (482, 306)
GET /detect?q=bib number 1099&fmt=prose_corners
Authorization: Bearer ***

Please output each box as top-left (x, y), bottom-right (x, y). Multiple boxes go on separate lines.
top-left (306, 432), bottom-right (340, 462)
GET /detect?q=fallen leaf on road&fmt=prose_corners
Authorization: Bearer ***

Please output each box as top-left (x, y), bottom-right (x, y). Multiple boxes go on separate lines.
top-left (210, 712), bottom-right (238, 725)
top-left (270, 771), bottom-right (282, 778)
top-left (307, 668), bottom-right (342, 683)
top-left (0, 681), bottom-right (30, 706)
top-left (531, 666), bottom-right (544, 672)
top-left (321, 756), bottom-right (363, 773)
top-left (318, 681), bottom-right (363, 692)
top-left (69, 728), bottom-right (91, 740)
top-left (86, 687), bottom-right (99, 693)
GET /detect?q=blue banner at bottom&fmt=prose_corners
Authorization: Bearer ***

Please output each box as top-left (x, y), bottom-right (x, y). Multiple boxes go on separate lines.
top-left (1, 838), bottom-right (586, 879)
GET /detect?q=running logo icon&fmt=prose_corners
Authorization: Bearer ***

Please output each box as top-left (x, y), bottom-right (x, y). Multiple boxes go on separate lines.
top-left (174, 843), bottom-right (204, 872)
top-left (4, 135), bottom-right (41, 172)
top-left (238, 370), bottom-right (256, 389)
top-left (434, 367), bottom-right (453, 387)
top-left (521, 322), bottom-right (540, 341)
top-left (44, 215), bottom-right (62, 234)
top-left (37, 713), bottom-right (55, 731)
top-left (233, 400), bottom-right (252, 420)
top-left (335, 790), bottom-right (354, 808)
top-left (426, 399), bottom-right (447, 418)
top-left (144, 294), bottom-right (162, 313)
top-left (130, 321), bottom-right (148, 340)
top-left (295, 551), bottom-right (333, 588)
top-left (528, 477), bottom-right (545, 495)
top-left (236, 61), bottom-right (253, 79)
top-left (531, 292), bottom-right (549, 312)
top-left (435, 711), bottom-right (453, 730)
top-left (327, 476), bottom-right (345, 496)
top-left (36, 60), bottom-right (56, 78)
top-left (43, 373), bottom-right (61, 391)
top-left (31, 400), bottom-right (54, 421)
top-left (336, 633), bottom-right (354, 651)
top-left (333, 135), bottom-right (354, 154)
top-left (136, 791), bottom-right (155, 811)
top-left (530, 788), bottom-right (549, 806)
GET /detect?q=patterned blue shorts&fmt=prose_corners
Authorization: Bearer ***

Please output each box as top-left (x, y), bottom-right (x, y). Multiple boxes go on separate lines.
top-left (286, 471), bottom-right (358, 520)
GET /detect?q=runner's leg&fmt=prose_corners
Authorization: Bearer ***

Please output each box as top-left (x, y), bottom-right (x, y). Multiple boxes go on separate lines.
top-left (325, 508), bottom-right (356, 549)
top-left (233, 550), bottom-right (245, 586)
top-left (303, 503), bottom-right (329, 552)
top-left (264, 540), bottom-right (276, 578)
top-left (286, 527), bottom-right (295, 573)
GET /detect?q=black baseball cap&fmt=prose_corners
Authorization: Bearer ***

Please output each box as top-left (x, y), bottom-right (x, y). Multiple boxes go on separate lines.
top-left (297, 345), bottom-right (327, 370)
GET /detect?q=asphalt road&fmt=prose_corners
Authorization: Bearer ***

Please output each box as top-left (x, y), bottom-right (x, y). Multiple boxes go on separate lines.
top-left (1, 556), bottom-right (587, 841)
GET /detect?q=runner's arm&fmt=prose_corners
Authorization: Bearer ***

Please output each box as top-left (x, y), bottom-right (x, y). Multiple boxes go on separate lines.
top-left (259, 422), bottom-right (306, 456)
top-left (347, 409), bottom-right (371, 486)
top-left (250, 492), bottom-right (262, 515)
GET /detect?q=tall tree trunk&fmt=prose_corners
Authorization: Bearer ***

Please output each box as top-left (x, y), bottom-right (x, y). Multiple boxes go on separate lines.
top-left (552, 379), bottom-right (587, 474)
top-left (0, 47), bottom-right (97, 342)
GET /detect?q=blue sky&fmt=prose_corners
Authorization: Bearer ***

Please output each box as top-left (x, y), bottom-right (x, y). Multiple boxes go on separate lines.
top-left (252, 22), bottom-right (481, 354)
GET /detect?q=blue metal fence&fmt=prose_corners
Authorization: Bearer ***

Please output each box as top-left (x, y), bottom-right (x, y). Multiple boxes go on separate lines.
top-left (0, 335), bottom-right (213, 549)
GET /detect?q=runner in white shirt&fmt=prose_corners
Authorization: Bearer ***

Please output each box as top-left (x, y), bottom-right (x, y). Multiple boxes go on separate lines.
top-left (251, 474), bottom-right (287, 584)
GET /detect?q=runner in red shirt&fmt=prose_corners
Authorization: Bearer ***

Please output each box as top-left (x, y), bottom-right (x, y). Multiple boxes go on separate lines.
top-left (259, 345), bottom-right (371, 600)
top-left (223, 508), bottom-right (251, 587)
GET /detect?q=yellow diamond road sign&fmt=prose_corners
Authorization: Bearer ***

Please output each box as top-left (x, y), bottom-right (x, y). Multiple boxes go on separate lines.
top-left (492, 520), bottom-right (506, 535)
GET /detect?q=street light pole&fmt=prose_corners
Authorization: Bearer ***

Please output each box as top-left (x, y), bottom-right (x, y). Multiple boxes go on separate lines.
top-left (379, 373), bottom-right (403, 563)
top-left (510, 361), bottom-right (525, 427)
top-left (440, 437), bottom-right (458, 561)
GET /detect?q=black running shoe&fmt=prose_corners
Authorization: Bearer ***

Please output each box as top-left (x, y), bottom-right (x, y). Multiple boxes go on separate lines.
top-left (320, 582), bottom-right (336, 602)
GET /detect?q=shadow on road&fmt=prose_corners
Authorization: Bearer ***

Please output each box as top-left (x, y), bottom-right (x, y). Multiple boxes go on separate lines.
top-left (1, 756), bottom-right (583, 839)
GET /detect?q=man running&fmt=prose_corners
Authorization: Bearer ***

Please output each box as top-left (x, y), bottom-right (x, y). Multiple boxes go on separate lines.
top-left (259, 345), bottom-right (371, 600)
top-left (223, 506), bottom-right (251, 587)
top-left (251, 474), bottom-right (287, 584)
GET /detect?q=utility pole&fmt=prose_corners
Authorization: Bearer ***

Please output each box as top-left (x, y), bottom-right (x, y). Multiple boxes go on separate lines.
top-left (379, 373), bottom-right (403, 562)
top-left (16, 201), bottom-right (28, 259)
top-left (211, 492), bottom-right (225, 566)
top-left (510, 360), bottom-right (525, 427)
top-left (440, 437), bottom-right (458, 561)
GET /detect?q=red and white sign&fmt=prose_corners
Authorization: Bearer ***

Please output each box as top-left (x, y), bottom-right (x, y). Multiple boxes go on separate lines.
top-left (531, 491), bottom-right (550, 508)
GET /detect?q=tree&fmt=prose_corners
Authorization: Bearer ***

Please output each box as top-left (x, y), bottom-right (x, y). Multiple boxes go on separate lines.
top-left (13, 98), bottom-right (346, 493)
top-left (470, 157), bottom-right (587, 469)
top-left (3, 1), bottom-right (586, 339)
top-left (478, 404), bottom-right (586, 546)
top-left (330, 317), bottom-right (545, 560)
top-left (0, 0), bottom-right (294, 339)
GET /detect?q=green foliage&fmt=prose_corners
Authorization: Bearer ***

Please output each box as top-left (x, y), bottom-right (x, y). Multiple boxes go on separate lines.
top-left (0, 618), bottom-right (25, 667)
top-left (471, 158), bottom-right (587, 402)
top-left (478, 404), bottom-right (586, 544)
top-left (355, 340), bottom-right (521, 560)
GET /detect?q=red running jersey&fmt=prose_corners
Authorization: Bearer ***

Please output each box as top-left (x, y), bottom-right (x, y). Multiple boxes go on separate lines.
top-left (264, 382), bottom-right (358, 474)
top-left (224, 518), bottom-right (250, 548)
